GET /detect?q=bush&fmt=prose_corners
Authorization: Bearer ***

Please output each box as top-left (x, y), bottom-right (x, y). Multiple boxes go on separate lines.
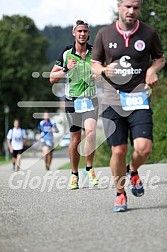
top-left (93, 141), bottom-right (111, 167)
top-left (148, 78), bottom-right (167, 163)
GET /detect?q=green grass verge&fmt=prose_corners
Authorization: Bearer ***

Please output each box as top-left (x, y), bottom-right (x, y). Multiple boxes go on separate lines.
top-left (0, 156), bottom-right (11, 165)
top-left (59, 156), bottom-right (86, 170)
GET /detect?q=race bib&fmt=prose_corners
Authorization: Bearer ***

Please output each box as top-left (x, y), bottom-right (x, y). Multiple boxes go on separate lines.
top-left (119, 91), bottom-right (149, 111)
top-left (74, 98), bottom-right (94, 113)
top-left (14, 137), bottom-right (22, 142)
top-left (46, 140), bottom-right (53, 147)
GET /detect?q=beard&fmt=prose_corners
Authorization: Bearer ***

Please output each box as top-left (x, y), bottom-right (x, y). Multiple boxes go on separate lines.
top-left (121, 15), bottom-right (137, 29)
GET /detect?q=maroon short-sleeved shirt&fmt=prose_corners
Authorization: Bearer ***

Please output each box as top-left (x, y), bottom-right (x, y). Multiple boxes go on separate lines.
top-left (91, 20), bottom-right (164, 105)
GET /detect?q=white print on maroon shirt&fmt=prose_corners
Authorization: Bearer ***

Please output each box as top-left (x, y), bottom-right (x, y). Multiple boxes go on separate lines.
top-left (109, 42), bottom-right (118, 49)
top-left (119, 55), bottom-right (131, 68)
top-left (109, 55), bottom-right (142, 85)
top-left (134, 40), bottom-right (145, 51)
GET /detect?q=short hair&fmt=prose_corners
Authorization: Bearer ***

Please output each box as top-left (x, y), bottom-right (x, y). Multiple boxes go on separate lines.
top-left (73, 20), bottom-right (90, 30)
top-left (13, 118), bottom-right (20, 123)
top-left (117, 0), bottom-right (143, 3)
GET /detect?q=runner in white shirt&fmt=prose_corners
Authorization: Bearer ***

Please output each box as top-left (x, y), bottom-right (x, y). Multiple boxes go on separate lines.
top-left (7, 119), bottom-right (26, 171)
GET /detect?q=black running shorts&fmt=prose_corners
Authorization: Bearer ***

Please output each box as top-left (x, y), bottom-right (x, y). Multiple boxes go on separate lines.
top-left (102, 105), bottom-right (153, 147)
top-left (12, 149), bottom-right (24, 158)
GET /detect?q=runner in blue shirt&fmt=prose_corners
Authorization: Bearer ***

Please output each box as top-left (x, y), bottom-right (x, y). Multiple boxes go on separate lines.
top-left (38, 112), bottom-right (59, 170)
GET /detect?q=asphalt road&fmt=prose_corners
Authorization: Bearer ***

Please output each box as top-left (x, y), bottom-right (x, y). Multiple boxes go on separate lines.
top-left (0, 155), bottom-right (167, 252)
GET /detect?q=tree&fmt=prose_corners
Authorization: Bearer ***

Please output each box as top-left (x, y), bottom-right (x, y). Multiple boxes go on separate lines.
top-left (141, 0), bottom-right (167, 59)
top-left (0, 15), bottom-right (49, 152)
top-left (40, 24), bottom-right (105, 63)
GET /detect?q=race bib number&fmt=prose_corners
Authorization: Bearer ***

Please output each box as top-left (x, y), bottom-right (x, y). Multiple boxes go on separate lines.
top-left (74, 98), bottom-right (94, 113)
top-left (119, 91), bottom-right (149, 111)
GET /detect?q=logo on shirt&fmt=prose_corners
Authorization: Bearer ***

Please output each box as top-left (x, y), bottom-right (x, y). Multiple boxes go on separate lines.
top-left (116, 55), bottom-right (142, 77)
top-left (109, 42), bottom-right (117, 49)
top-left (134, 40), bottom-right (145, 51)
top-left (109, 55), bottom-right (142, 85)
top-left (120, 55), bottom-right (131, 68)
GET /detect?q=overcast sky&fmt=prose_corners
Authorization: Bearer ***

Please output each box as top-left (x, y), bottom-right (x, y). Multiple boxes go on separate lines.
top-left (0, 0), bottom-right (117, 29)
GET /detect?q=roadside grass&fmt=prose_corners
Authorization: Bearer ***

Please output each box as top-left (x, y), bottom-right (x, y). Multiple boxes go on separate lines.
top-left (59, 156), bottom-right (85, 170)
top-left (0, 156), bottom-right (11, 165)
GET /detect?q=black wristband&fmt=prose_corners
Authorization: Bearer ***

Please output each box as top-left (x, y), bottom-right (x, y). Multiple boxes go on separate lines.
top-left (62, 65), bottom-right (69, 73)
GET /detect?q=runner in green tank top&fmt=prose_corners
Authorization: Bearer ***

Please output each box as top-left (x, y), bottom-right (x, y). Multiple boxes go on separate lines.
top-left (50, 20), bottom-right (99, 190)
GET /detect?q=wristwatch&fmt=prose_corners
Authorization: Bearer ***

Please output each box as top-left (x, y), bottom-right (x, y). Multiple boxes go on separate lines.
top-left (62, 65), bottom-right (69, 73)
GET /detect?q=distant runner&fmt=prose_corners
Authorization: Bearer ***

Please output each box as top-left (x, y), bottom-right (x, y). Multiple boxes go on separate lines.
top-left (7, 119), bottom-right (26, 171)
top-left (38, 112), bottom-right (59, 170)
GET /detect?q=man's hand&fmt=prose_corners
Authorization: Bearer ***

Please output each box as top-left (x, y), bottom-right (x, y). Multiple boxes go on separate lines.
top-left (92, 73), bottom-right (102, 82)
top-left (9, 146), bottom-right (13, 154)
top-left (104, 63), bottom-right (118, 78)
top-left (67, 56), bottom-right (77, 70)
top-left (145, 68), bottom-right (158, 88)
top-left (145, 57), bottom-right (165, 88)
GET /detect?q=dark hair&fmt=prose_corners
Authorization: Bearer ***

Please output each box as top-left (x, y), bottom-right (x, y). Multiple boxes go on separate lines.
top-left (73, 20), bottom-right (89, 30)
top-left (13, 118), bottom-right (20, 123)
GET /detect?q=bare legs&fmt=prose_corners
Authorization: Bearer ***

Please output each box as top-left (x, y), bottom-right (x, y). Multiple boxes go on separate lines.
top-left (110, 144), bottom-right (127, 194)
top-left (69, 130), bottom-right (81, 173)
top-left (12, 154), bottom-right (22, 171)
top-left (69, 118), bottom-right (97, 172)
top-left (130, 138), bottom-right (152, 171)
top-left (42, 146), bottom-right (53, 170)
top-left (110, 138), bottom-right (152, 193)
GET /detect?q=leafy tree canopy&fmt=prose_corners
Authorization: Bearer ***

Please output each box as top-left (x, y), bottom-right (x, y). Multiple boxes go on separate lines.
top-left (0, 15), bottom-right (50, 149)
top-left (141, 0), bottom-right (167, 58)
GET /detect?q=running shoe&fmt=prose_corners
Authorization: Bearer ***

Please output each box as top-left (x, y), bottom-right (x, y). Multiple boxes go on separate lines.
top-left (84, 167), bottom-right (99, 186)
top-left (45, 165), bottom-right (50, 171)
top-left (127, 166), bottom-right (144, 197)
top-left (113, 193), bottom-right (127, 212)
top-left (69, 174), bottom-right (79, 190)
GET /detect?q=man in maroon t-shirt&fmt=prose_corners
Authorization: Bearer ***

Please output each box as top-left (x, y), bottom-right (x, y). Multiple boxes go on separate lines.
top-left (91, 0), bottom-right (165, 212)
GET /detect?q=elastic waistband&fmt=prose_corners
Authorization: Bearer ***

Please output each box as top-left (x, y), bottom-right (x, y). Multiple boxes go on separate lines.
top-left (65, 95), bottom-right (97, 101)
